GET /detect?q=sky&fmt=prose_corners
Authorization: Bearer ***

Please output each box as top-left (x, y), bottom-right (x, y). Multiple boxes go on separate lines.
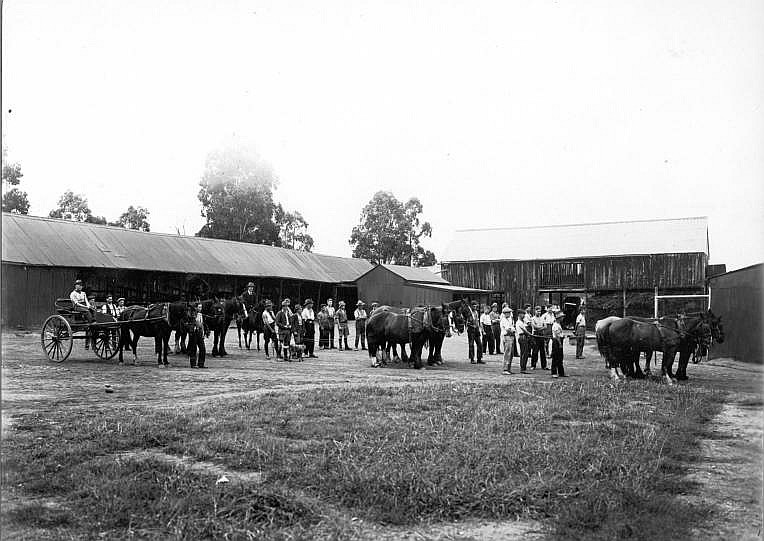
top-left (3, 0), bottom-right (763, 271)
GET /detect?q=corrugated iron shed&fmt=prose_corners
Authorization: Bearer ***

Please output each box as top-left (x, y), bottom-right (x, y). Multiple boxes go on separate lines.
top-left (407, 282), bottom-right (489, 293)
top-left (442, 217), bottom-right (709, 262)
top-left (2, 213), bottom-right (372, 283)
top-left (377, 263), bottom-right (449, 284)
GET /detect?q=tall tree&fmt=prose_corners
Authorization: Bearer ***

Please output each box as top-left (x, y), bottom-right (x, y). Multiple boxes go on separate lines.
top-left (118, 205), bottom-right (151, 231)
top-left (349, 191), bottom-right (436, 266)
top-left (197, 146), bottom-right (280, 244)
top-left (49, 190), bottom-right (92, 222)
top-left (275, 204), bottom-right (314, 252)
top-left (2, 147), bottom-right (30, 214)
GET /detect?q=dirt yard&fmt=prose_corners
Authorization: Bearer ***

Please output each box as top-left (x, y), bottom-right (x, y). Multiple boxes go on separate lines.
top-left (2, 328), bottom-right (762, 539)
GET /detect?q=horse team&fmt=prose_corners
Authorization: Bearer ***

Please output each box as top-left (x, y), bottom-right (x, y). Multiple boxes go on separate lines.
top-left (111, 291), bottom-right (724, 386)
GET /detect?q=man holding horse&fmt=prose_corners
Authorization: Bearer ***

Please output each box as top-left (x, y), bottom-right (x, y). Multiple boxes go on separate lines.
top-left (187, 302), bottom-right (208, 368)
top-left (241, 281), bottom-right (257, 316)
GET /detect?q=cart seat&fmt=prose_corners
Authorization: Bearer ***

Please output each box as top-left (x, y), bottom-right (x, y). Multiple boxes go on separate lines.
top-left (55, 298), bottom-right (88, 322)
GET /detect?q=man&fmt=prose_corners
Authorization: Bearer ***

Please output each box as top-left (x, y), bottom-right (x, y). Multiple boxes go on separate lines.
top-left (490, 303), bottom-right (502, 354)
top-left (326, 298), bottom-right (336, 348)
top-left (575, 307), bottom-right (587, 359)
top-left (515, 309), bottom-right (530, 373)
top-left (70, 279), bottom-right (95, 348)
top-left (467, 301), bottom-right (484, 364)
top-left (354, 300), bottom-right (367, 350)
top-left (542, 305), bottom-right (557, 356)
top-left (115, 297), bottom-right (126, 317)
top-left (551, 310), bottom-right (566, 378)
top-left (336, 301), bottom-right (350, 350)
top-left (301, 299), bottom-right (318, 358)
top-left (261, 300), bottom-right (279, 359)
top-left (291, 302), bottom-right (304, 360)
top-left (275, 299), bottom-right (293, 360)
top-left (530, 306), bottom-right (548, 370)
top-left (101, 294), bottom-right (118, 317)
top-left (480, 305), bottom-right (494, 355)
top-left (500, 307), bottom-right (515, 374)
top-left (241, 281), bottom-right (257, 316)
top-left (187, 302), bottom-right (208, 368)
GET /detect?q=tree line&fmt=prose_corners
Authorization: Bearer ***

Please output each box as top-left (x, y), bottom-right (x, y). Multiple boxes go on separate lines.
top-left (2, 146), bottom-right (437, 265)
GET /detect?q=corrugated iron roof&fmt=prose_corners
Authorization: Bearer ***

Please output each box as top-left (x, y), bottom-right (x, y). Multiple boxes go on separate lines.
top-left (1, 213), bottom-right (372, 283)
top-left (407, 282), bottom-right (490, 293)
top-left (442, 217), bottom-right (709, 262)
top-left (380, 263), bottom-right (449, 284)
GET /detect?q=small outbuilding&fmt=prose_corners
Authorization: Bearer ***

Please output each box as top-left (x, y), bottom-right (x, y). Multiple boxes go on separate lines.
top-left (355, 263), bottom-right (489, 308)
top-left (708, 263), bottom-right (762, 364)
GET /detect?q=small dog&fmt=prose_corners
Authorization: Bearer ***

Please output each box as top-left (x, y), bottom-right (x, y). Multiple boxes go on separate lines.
top-left (289, 344), bottom-right (305, 361)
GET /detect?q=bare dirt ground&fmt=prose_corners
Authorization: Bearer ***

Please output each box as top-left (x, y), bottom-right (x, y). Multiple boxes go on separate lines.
top-left (2, 329), bottom-right (762, 540)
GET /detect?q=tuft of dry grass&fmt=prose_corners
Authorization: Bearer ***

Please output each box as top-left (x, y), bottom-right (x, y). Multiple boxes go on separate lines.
top-left (2, 381), bottom-right (724, 540)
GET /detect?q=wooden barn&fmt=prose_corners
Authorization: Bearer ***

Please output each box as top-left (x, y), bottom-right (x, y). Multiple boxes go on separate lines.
top-left (441, 217), bottom-right (713, 326)
top-left (355, 264), bottom-right (488, 308)
top-left (708, 263), bottom-right (762, 364)
top-left (1, 213), bottom-right (372, 329)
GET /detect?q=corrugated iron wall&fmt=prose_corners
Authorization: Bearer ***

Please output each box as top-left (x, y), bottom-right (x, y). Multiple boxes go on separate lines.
top-left (356, 266), bottom-right (451, 308)
top-left (442, 253), bottom-right (707, 307)
top-left (709, 264), bottom-right (762, 363)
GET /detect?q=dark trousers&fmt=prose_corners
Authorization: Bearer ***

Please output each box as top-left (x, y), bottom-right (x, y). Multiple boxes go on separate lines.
top-left (328, 319), bottom-right (336, 348)
top-left (319, 327), bottom-right (330, 349)
top-left (468, 327), bottom-right (483, 362)
top-left (518, 334), bottom-right (530, 371)
top-left (551, 338), bottom-right (565, 376)
top-left (355, 319), bottom-right (366, 349)
top-left (575, 325), bottom-right (586, 358)
top-left (279, 330), bottom-right (291, 359)
top-left (482, 324), bottom-right (494, 354)
top-left (303, 321), bottom-right (315, 356)
top-left (531, 335), bottom-right (547, 369)
top-left (188, 330), bottom-right (206, 367)
top-left (492, 323), bottom-right (502, 353)
top-left (264, 327), bottom-right (279, 358)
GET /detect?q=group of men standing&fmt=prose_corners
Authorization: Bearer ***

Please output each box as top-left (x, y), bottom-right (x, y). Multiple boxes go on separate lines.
top-left (240, 282), bottom-right (374, 361)
top-left (463, 299), bottom-right (587, 378)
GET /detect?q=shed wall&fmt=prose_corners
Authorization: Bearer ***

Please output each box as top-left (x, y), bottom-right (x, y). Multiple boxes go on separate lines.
top-left (708, 264), bottom-right (763, 364)
top-left (355, 266), bottom-right (452, 308)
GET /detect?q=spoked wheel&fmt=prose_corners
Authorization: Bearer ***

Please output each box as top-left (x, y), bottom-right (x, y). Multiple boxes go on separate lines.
top-left (94, 327), bottom-right (121, 360)
top-left (41, 315), bottom-right (73, 362)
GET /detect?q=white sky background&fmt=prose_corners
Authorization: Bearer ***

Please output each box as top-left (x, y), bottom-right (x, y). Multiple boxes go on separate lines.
top-left (3, 0), bottom-right (763, 271)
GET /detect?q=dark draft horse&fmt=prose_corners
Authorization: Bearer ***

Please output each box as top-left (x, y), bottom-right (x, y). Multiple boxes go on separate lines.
top-left (237, 300), bottom-right (265, 350)
top-left (425, 300), bottom-right (466, 366)
top-left (596, 310), bottom-right (723, 384)
top-left (118, 303), bottom-right (183, 366)
top-left (366, 305), bottom-right (446, 369)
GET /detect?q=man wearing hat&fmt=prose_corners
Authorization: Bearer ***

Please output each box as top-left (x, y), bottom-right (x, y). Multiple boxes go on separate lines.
top-left (353, 300), bottom-right (367, 350)
top-left (275, 298), bottom-right (293, 360)
top-left (70, 279), bottom-right (94, 322)
top-left (261, 300), bottom-right (279, 359)
top-left (490, 303), bottom-right (502, 355)
top-left (542, 304), bottom-right (557, 356)
top-left (550, 309), bottom-right (566, 377)
top-left (515, 308), bottom-right (530, 373)
top-left (336, 301), bottom-right (350, 350)
top-left (500, 306), bottom-right (516, 374)
top-left (467, 300), bottom-right (484, 364)
top-left (326, 298), bottom-right (336, 349)
top-left (241, 281), bottom-right (257, 317)
top-left (301, 299), bottom-right (318, 358)
top-left (115, 297), bottom-right (126, 317)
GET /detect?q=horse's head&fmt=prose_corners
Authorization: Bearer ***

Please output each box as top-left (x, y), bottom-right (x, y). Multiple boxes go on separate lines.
top-left (704, 310), bottom-right (725, 344)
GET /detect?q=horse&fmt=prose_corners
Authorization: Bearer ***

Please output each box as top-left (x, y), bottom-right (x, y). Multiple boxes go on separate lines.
top-left (200, 299), bottom-right (226, 356)
top-left (169, 301), bottom-right (192, 354)
top-left (117, 303), bottom-right (178, 366)
top-left (238, 300), bottom-right (265, 350)
top-left (426, 300), bottom-right (464, 366)
top-left (655, 310), bottom-right (724, 381)
top-left (366, 305), bottom-right (446, 369)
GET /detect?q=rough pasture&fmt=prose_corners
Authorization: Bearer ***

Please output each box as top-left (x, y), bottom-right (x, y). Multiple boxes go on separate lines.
top-left (1, 329), bottom-right (761, 540)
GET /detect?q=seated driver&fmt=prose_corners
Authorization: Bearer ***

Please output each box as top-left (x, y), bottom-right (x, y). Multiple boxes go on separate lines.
top-left (69, 279), bottom-right (94, 323)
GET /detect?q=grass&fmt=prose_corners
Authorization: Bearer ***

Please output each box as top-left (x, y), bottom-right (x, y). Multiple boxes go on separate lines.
top-left (2, 381), bottom-right (724, 540)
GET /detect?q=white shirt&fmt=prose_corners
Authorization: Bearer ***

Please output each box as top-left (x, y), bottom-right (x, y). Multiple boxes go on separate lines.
top-left (326, 305), bottom-right (335, 318)
top-left (354, 308), bottom-right (367, 319)
top-left (500, 315), bottom-right (514, 336)
top-left (552, 321), bottom-right (563, 339)
top-left (301, 307), bottom-right (315, 321)
top-left (262, 310), bottom-right (275, 326)
top-left (70, 290), bottom-right (90, 308)
top-left (576, 313), bottom-right (586, 328)
top-left (101, 302), bottom-right (117, 315)
top-left (542, 312), bottom-right (556, 325)
top-left (479, 313), bottom-right (492, 326)
top-left (515, 319), bottom-right (528, 335)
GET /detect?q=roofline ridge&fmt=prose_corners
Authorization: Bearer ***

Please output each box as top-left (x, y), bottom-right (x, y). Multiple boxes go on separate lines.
top-left (2, 212), bottom-right (361, 262)
top-left (452, 216), bottom-right (709, 233)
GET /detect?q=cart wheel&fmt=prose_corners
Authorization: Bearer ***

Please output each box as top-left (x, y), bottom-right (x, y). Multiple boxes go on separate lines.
top-left (94, 327), bottom-right (121, 360)
top-left (41, 315), bottom-right (73, 362)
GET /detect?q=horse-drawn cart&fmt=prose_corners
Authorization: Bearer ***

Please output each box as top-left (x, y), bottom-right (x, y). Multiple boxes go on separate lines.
top-left (40, 299), bottom-right (123, 362)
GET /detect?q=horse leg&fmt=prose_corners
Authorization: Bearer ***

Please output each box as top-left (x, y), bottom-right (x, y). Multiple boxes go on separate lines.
top-left (661, 348), bottom-right (676, 385)
top-left (633, 350), bottom-right (646, 379)
top-left (412, 339), bottom-right (423, 370)
top-left (219, 324), bottom-right (229, 356)
top-left (174, 331), bottom-right (181, 354)
top-left (163, 334), bottom-right (170, 366)
top-left (400, 343), bottom-right (409, 364)
top-left (256, 331), bottom-right (261, 351)
top-left (211, 329), bottom-right (219, 356)
top-left (237, 324), bottom-right (242, 349)
top-left (676, 348), bottom-right (690, 381)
